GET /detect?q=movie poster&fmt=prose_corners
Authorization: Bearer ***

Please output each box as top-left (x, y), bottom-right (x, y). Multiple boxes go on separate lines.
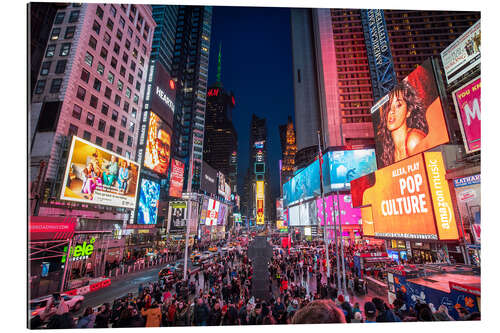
top-left (371, 59), bottom-right (449, 169)
top-left (169, 159), bottom-right (185, 198)
top-left (169, 201), bottom-right (187, 233)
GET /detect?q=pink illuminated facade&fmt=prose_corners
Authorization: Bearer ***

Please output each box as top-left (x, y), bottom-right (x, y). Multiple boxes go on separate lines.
top-left (30, 3), bottom-right (155, 221)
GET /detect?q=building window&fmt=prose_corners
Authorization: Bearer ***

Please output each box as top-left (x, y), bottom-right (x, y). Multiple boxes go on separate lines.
top-left (130, 60), bottom-right (136, 71)
top-left (101, 102), bottom-right (109, 116)
top-left (104, 86), bottom-right (112, 99)
top-left (106, 142), bottom-right (113, 151)
top-left (113, 42), bottom-right (120, 54)
top-left (80, 68), bottom-right (90, 83)
top-left (132, 48), bottom-right (138, 59)
top-left (138, 68), bottom-right (143, 79)
top-left (68, 124), bottom-right (78, 136)
top-left (119, 65), bottom-right (126, 77)
top-left (100, 47), bottom-right (108, 60)
top-left (116, 29), bottom-right (123, 40)
top-left (135, 81), bottom-right (141, 91)
top-left (122, 52), bottom-right (129, 64)
top-left (64, 26), bottom-right (76, 39)
top-left (127, 136), bottom-right (133, 147)
top-left (117, 80), bottom-right (123, 91)
top-left (114, 94), bottom-right (121, 107)
top-left (116, 146), bottom-right (122, 155)
top-left (72, 104), bottom-right (82, 119)
top-left (49, 78), bottom-right (62, 93)
top-left (93, 78), bottom-right (102, 92)
top-left (45, 45), bottom-right (56, 57)
top-left (129, 121), bottom-right (135, 132)
top-left (133, 94), bottom-right (139, 104)
top-left (125, 151), bottom-right (131, 159)
top-left (125, 87), bottom-right (131, 98)
top-left (107, 72), bottom-right (115, 84)
top-left (86, 112), bottom-right (95, 126)
top-left (123, 101), bottom-right (129, 113)
top-left (109, 125), bottom-right (116, 138)
top-left (135, 37), bottom-right (140, 47)
top-left (112, 110), bottom-right (118, 121)
top-left (104, 32), bottom-right (111, 45)
top-left (127, 27), bottom-right (133, 39)
top-left (95, 136), bottom-right (103, 147)
top-left (119, 16), bottom-right (125, 29)
top-left (60, 43), bottom-right (71, 56)
top-left (69, 10), bottom-right (80, 23)
top-left (96, 6), bottom-right (104, 19)
top-left (121, 116), bottom-right (127, 127)
top-left (125, 39), bottom-right (131, 50)
top-left (118, 131), bottom-right (125, 142)
top-left (106, 18), bottom-right (114, 31)
top-left (131, 108), bottom-right (137, 118)
top-left (84, 52), bottom-right (93, 66)
top-left (88, 35), bottom-right (97, 50)
top-left (40, 61), bottom-right (51, 76)
top-left (139, 56), bottom-right (144, 66)
top-left (98, 119), bottom-right (106, 132)
top-left (54, 12), bottom-right (65, 24)
top-left (90, 95), bottom-right (98, 108)
top-left (127, 74), bottom-right (133, 85)
top-left (83, 130), bottom-right (91, 141)
top-left (92, 20), bottom-right (101, 35)
top-left (76, 86), bottom-right (86, 101)
top-left (50, 27), bottom-right (61, 40)
top-left (97, 62), bottom-right (105, 76)
top-left (110, 5), bottom-right (116, 17)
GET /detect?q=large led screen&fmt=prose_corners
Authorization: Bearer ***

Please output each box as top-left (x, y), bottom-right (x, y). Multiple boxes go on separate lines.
top-left (60, 136), bottom-right (140, 208)
top-left (283, 159), bottom-right (321, 207)
top-left (217, 203), bottom-right (227, 226)
top-left (200, 162), bottom-right (218, 195)
top-left (205, 198), bottom-right (220, 226)
top-left (137, 178), bottom-right (160, 225)
top-left (144, 112), bottom-right (172, 175)
top-left (323, 149), bottom-right (377, 192)
top-left (169, 201), bottom-right (187, 233)
top-left (168, 158), bottom-right (185, 198)
top-left (199, 198), bottom-right (209, 224)
top-left (256, 180), bottom-right (265, 224)
top-left (316, 194), bottom-right (362, 227)
top-left (371, 59), bottom-right (449, 169)
top-left (452, 76), bottom-right (481, 154)
top-left (350, 152), bottom-right (458, 240)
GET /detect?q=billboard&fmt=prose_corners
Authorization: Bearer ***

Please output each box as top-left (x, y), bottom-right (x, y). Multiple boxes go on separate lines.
top-left (217, 203), bottom-right (227, 225)
top-left (137, 178), bottom-right (160, 225)
top-left (371, 59), bottom-right (449, 169)
top-left (453, 174), bottom-right (481, 243)
top-left (201, 162), bottom-right (217, 195)
top-left (205, 198), bottom-right (220, 226)
top-left (256, 180), bottom-right (265, 224)
top-left (168, 158), bottom-right (185, 198)
top-left (452, 76), bottom-right (481, 154)
top-left (233, 213), bottom-right (242, 223)
top-left (151, 61), bottom-right (176, 126)
top-left (217, 172), bottom-right (226, 197)
top-left (441, 20), bottom-right (480, 84)
top-left (351, 152), bottom-right (458, 240)
top-left (168, 201), bottom-right (187, 233)
top-left (289, 200), bottom-right (318, 226)
top-left (224, 182), bottom-right (231, 201)
top-left (60, 136), bottom-right (140, 208)
top-left (144, 112), bottom-right (172, 175)
top-left (324, 149), bottom-right (378, 192)
top-left (316, 194), bottom-right (362, 227)
top-left (283, 159), bottom-right (321, 207)
top-left (199, 197), bottom-right (209, 224)
top-left (276, 199), bottom-right (284, 219)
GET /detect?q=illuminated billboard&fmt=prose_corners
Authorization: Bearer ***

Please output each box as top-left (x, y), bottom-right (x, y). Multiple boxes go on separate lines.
top-left (199, 198), bottom-right (209, 224)
top-left (137, 178), bottom-right (160, 225)
top-left (351, 152), bottom-right (458, 240)
top-left (276, 199), bottom-right (284, 219)
top-left (205, 198), bottom-right (220, 226)
top-left (316, 194), bottom-right (362, 227)
top-left (256, 180), bottom-right (265, 224)
top-left (144, 112), bottom-right (172, 175)
top-left (218, 172), bottom-right (226, 197)
top-left (452, 76), bottom-right (481, 154)
top-left (217, 203), bottom-right (227, 226)
top-left (283, 159), bottom-right (321, 207)
top-left (371, 59), bottom-right (449, 169)
top-left (60, 136), bottom-right (140, 208)
top-left (151, 61), bottom-right (176, 126)
top-left (168, 201), bottom-right (187, 233)
top-left (200, 162), bottom-right (217, 195)
top-left (168, 158), bottom-right (185, 198)
top-left (323, 149), bottom-right (377, 191)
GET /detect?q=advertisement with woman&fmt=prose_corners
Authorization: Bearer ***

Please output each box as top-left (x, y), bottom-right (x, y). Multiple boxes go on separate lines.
top-left (371, 59), bottom-right (449, 169)
top-left (137, 178), bottom-right (160, 225)
top-left (60, 137), bottom-right (140, 208)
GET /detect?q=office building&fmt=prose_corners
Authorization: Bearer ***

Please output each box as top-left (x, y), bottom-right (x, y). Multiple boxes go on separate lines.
top-left (279, 116), bottom-right (297, 189)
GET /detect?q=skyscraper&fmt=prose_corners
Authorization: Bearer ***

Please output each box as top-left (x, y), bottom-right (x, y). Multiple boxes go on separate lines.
top-left (279, 116), bottom-right (296, 190)
top-left (291, 8), bottom-right (480, 160)
top-left (203, 45), bottom-right (238, 193)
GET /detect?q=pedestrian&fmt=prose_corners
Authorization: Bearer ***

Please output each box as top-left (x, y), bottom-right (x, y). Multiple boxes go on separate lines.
top-left (77, 307), bottom-right (96, 328)
top-left (141, 301), bottom-right (162, 327)
top-left (94, 303), bottom-right (111, 328)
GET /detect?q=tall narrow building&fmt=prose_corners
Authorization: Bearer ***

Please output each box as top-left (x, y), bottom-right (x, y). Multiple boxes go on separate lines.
top-left (279, 116), bottom-right (297, 190)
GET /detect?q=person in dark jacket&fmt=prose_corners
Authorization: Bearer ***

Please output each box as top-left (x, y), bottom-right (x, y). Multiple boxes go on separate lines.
top-left (372, 297), bottom-right (401, 322)
top-left (193, 298), bottom-right (210, 326)
top-left (94, 303), bottom-right (111, 328)
top-left (208, 302), bottom-right (222, 326)
top-left (174, 300), bottom-right (189, 326)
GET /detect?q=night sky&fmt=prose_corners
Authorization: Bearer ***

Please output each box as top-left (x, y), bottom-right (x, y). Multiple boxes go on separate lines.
top-left (207, 5), bottom-right (295, 201)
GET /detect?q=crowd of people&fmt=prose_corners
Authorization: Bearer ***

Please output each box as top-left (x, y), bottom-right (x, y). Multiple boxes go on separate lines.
top-left (31, 236), bottom-right (480, 329)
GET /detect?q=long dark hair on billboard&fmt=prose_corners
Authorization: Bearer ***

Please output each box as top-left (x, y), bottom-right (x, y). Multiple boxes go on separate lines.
top-left (376, 81), bottom-right (429, 167)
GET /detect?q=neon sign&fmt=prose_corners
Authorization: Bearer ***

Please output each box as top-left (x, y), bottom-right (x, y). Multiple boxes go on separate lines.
top-left (61, 238), bottom-right (96, 263)
top-left (155, 86), bottom-right (175, 113)
top-left (207, 88), bottom-right (220, 97)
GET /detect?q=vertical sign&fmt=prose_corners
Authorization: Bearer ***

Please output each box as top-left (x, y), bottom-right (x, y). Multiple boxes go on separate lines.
top-left (452, 76), bottom-right (481, 153)
top-left (256, 180), bottom-right (265, 224)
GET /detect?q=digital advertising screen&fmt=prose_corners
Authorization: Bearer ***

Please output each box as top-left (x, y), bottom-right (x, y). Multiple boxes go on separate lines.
top-left (151, 62), bottom-right (176, 126)
top-left (205, 198), bottom-right (220, 226)
top-left (137, 178), bottom-right (160, 225)
top-left (201, 162), bottom-right (218, 195)
top-left (199, 197), bottom-right (209, 224)
top-left (217, 203), bottom-right (227, 226)
top-left (144, 112), bottom-right (172, 175)
top-left (256, 180), bottom-right (265, 224)
top-left (452, 76), bottom-right (481, 154)
top-left (283, 158), bottom-right (321, 207)
top-left (371, 59), bottom-right (449, 169)
top-left (233, 213), bottom-right (242, 223)
top-left (218, 172), bottom-right (226, 197)
top-left (168, 158), bottom-right (185, 198)
top-left (324, 149), bottom-right (378, 192)
top-left (276, 199), bottom-right (284, 219)
top-left (60, 136), bottom-right (140, 208)
top-left (350, 152), bottom-right (458, 240)
top-left (316, 194), bottom-right (362, 227)
top-left (224, 182), bottom-right (231, 201)
top-left (168, 201), bottom-right (187, 233)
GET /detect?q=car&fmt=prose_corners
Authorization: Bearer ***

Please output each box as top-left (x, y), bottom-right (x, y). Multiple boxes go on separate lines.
top-left (158, 262), bottom-right (183, 279)
top-left (30, 294), bottom-right (84, 321)
top-left (208, 246), bottom-right (218, 252)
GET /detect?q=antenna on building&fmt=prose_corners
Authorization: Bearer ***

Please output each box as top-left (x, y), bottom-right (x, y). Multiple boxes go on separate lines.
top-left (216, 42), bottom-right (222, 85)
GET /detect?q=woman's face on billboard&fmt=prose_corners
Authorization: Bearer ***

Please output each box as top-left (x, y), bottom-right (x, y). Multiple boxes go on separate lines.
top-left (386, 91), bottom-right (409, 131)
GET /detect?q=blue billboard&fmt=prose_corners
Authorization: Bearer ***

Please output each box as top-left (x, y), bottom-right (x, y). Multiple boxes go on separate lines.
top-left (283, 158), bottom-right (321, 207)
top-left (137, 178), bottom-right (160, 225)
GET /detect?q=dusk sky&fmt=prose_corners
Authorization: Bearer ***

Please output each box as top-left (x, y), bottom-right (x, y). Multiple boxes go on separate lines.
top-left (207, 5), bottom-right (295, 200)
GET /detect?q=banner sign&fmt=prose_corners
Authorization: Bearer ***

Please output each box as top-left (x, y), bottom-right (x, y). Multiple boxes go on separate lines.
top-left (453, 174), bottom-right (480, 188)
top-left (29, 216), bottom-right (77, 241)
top-left (169, 159), bottom-right (185, 198)
top-left (452, 76), bottom-right (481, 154)
top-left (168, 201), bottom-right (187, 233)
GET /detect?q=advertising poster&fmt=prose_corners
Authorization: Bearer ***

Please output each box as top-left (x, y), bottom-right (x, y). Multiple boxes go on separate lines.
top-left (324, 149), bottom-right (377, 191)
top-left (453, 174), bottom-right (481, 243)
top-left (441, 20), bottom-right (480, 84)
top-left (137, 178), bottom-right (160, 225)
top-left (144, 112), bottom-right (172, 175)
top-left (217, 203), bottom-right (227, 225)
top-left (151, 62), bottom-right (176, 126)
top-left (233, 213), bottom-right (242, 223)
top-left (452, 76), bottom-right (481, 153)
top-left (276, 199), bottom-right (284, 219)
top-left (201, 162), bottom-right (218, 195)
top-left (371, 59), bottom-right (449, 169)
top-left (283, 159), bottom-right (321, 206)
top-left (60, 136), bottom-right (140, 208)
top-left (351, 152), bottom-right (458, 240)
top-left (224, 182), bottom-right (231, 201)
top-left (168, 201), bottom-right (187, 233)
top-left (316, 194), bottom-right (362, 226)
top-left (205, 198), bottom-right (220, 226)
top-left (218, 172), bottom-right (226, 197)
top-left (283, 208), bottom-right (289, 226)
top-left (168, 158), bottom-right (185, 198)
top-left (256, 180), bottom-right (265, 224)
top-left (199, 197), bottom-right (209, 224)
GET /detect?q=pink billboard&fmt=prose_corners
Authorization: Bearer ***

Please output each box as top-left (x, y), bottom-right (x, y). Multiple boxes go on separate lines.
top-left (453, 76), bottom-right (481, 153)
top-left (316, 194), bottom-right (362, 226)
